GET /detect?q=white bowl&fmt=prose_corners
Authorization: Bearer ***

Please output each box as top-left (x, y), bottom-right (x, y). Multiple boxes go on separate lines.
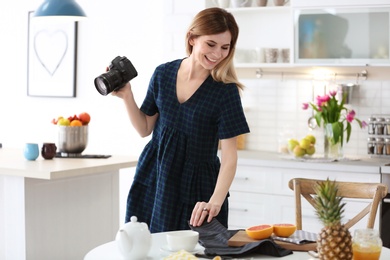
top-left (166, 230), bottom-right (199, 252)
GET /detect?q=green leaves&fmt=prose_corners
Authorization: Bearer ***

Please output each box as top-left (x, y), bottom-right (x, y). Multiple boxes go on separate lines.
top-left (314, 178), bottom-right (345, 226)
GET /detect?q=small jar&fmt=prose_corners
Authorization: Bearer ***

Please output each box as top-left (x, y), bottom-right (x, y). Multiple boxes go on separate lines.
top-left (375, 137), bottom-right (385, 155)
top-left (368, 117), bottom-right (376, 135)
top-left (375, 117), bottom-right (385, 135)
top-left (386, 118), bottom-right (390, 135)
top-left (352, 229), bottom-right (382, 260)
top-left (385, 138), bottom-right (390, 155)
top-left (367, 137), bottom-right (376, 155)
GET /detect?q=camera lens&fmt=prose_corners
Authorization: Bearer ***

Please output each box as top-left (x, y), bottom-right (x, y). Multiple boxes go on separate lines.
top-left (94, 77), bottom-right (110, 96)
top-left (94, 70), bottom-right (123, 96)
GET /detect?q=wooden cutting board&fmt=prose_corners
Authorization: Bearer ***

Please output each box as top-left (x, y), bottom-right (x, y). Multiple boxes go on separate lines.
top-left (228, 230), bottom-right (317, 252)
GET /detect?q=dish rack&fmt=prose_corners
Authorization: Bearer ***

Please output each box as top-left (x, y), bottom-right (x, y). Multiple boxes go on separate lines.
top-left (367, 114), bottom-right (390, 157)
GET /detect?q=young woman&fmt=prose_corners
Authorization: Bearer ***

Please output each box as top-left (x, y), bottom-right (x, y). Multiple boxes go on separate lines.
top-left (113, 7), bottom-right (249, 233)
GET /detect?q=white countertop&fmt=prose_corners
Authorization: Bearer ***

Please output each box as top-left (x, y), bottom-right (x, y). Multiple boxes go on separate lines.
top-left (0, 148), bottom-right (138, 180)
top-left (237, 150), bottom-right (390, 174)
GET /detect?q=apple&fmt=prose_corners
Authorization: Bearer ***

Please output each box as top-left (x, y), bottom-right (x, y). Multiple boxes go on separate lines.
top-left (58, 118), bottom-right (70, 126)
top-left (78, 112), bottom-right (91, 125)
top-left (305, 134), bottom-right (316, 145)
top-left (299, 138), bottom-right (311, 150)
top-left (287, 139), bottom-right (299, 152)
top-left (293, 145), bottom-right (306, 157)
top-left (306, 145), bottom-right (316, 155)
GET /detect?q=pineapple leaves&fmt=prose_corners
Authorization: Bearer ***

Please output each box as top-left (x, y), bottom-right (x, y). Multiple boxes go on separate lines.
top-left (314, 178), bottom-right (345, 226)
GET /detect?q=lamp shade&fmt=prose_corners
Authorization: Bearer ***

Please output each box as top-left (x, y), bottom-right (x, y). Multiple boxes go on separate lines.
top-left (34, 0), bottom-right (86, 20)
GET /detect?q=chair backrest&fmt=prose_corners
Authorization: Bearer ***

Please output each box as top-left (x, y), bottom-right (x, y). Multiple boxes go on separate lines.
top-left (288, 178), bottom-right (388, 230)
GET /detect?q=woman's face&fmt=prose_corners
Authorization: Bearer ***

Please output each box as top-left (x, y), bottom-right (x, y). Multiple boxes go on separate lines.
top-left (190, 31), bottom-right (232, 70)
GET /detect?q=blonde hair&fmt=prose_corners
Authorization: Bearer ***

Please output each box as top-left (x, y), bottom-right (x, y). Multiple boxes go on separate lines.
top-left (185, 8), bottom-right (244, 90)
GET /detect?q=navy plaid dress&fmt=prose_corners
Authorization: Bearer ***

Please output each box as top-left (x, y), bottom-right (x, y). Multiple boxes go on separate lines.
top-left (125, 59), bottom-right (250, 233)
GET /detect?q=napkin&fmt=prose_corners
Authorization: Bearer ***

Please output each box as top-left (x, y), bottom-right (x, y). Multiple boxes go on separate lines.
top-left (273, 230), bottom-right (317, 245)
top-left (189, 219), bottom-right (292, 258)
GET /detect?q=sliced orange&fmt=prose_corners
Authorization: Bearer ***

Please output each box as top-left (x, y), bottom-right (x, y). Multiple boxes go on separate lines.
top-left (245, 224), bottom-right (273, 240)
top-left (273, 223), bottom-right (296, 237)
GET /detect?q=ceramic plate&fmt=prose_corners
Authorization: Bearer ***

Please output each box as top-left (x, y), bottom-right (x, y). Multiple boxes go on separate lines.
top-left (159, 244), bottom-right (202, 256)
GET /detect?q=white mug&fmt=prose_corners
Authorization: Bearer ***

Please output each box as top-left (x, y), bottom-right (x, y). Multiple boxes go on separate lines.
top-left (213, 0), bottom-right (230, 8)
top-left (231, 0), bottom-right (251, 8)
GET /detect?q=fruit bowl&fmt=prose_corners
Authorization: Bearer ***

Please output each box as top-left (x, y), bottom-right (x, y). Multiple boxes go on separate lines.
top-left (245, 224), bottom-right (273, 240)
top-left (58, 125), bottom-right (88, 155)
top-left (273, 223), bottom-right (297, 237)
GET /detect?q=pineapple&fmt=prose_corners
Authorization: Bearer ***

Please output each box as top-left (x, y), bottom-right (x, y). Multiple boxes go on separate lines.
top-left (314, 178), bottom-right (353, 260)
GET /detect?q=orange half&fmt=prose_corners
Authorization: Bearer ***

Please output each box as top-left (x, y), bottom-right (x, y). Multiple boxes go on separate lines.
top-left (273, 223), bottom-right (296, 237)
top-left (245, 224), bottom-right (273, 240)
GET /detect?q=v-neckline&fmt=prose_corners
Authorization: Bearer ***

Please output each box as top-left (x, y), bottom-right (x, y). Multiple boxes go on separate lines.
top-left (175, 61), bottom-right (210, 105)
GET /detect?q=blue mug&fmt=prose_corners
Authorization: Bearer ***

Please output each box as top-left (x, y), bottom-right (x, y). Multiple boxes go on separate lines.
top-left (24, 143), bottom-right (39, 161)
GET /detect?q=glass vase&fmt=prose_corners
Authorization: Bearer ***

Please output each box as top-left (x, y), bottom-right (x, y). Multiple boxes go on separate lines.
top-left (324, 123), bottom-right (344, 160)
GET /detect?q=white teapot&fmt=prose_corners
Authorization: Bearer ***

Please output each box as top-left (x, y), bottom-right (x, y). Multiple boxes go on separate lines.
top-left (115, 216), bottom-right (151, 259)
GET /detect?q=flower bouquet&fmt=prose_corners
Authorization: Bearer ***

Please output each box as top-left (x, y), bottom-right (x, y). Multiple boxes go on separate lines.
top-left (303, 90), bottom-right (367, 159)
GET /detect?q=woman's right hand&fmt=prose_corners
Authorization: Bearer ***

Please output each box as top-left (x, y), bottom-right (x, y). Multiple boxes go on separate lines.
top-left (111, 82), bottom-right (132, 99)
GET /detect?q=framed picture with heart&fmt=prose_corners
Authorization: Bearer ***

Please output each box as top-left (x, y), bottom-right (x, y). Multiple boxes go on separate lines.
top-left (27, 11), bottom-right (77, 97)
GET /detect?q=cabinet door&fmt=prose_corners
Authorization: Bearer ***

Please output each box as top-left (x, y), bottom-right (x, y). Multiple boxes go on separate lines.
top-left (292, 0), bottom-right (389, 8)
top-left (293, 6), bottom-right (390, 65)
top-left (229, 163), bottom-right (381, 231)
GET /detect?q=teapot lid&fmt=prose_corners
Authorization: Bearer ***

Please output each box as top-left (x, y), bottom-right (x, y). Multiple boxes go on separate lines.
top-left (130, 216), bottom-right (138, 223)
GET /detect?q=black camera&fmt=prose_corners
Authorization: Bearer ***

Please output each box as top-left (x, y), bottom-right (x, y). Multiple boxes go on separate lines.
top-left (94, 56), bottom-right (138, 96)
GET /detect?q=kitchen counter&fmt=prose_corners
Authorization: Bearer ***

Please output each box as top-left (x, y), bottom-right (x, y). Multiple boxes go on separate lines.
top-left (237, 150), bottom-right (390, 174)
top-left (0, 148), bottom-right (138, 260)
top-left (0, 148), bottom-right (137, 179)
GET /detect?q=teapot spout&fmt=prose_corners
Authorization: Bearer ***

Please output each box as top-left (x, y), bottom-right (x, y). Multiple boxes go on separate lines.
top-left (116, 229), bottom-right (133, 255)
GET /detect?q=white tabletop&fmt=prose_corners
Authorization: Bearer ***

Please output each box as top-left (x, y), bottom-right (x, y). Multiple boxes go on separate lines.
top-left (84, 232), bottom-right (390, 260)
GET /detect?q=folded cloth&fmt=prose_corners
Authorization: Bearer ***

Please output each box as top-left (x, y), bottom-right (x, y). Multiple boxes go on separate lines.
top-left (273, 230), bottom-right (317, 245)
top-left (163, 249), bottom-right (198, 260)
top-left (189, 219), bottom-right (292, 258)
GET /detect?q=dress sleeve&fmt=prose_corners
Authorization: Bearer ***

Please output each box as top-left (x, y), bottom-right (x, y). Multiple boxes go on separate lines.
top-left (217, 84), bottom-right (250, 139)
top-left (140, 66), bottom-right (162, 116)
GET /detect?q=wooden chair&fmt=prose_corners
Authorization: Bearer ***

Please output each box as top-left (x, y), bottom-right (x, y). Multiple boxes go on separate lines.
top-left (288, 178), bottom-right (388, 230)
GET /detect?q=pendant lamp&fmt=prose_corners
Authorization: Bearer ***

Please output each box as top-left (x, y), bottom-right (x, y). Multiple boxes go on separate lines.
top-left (34, 0), bottom-right (86, 20)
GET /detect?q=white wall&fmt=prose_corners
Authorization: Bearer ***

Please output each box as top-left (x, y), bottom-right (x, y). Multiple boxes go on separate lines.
top-left (1, 0), bottom-right (388, 160)
top-left (0, 0), bottom-right (202, 157)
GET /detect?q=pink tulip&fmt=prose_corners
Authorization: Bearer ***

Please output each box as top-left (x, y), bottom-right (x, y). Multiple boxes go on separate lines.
top-left (346, 110), bottom-right (355, 123)
top-left (316, 95), bottom-right (330, 107)
top-left (329, 90), bottom-right (337, 97)
top-left (302, 103), bottom-right (309, 110)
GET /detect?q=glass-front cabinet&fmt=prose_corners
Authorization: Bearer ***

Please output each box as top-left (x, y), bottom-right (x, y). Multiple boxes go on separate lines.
top-left (205, 0), bottom-right (390, 67)
top-left (294, 7), bottom-right (390, 65)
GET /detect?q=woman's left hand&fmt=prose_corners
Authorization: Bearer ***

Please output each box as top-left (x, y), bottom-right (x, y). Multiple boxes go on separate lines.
top-left (189, 201), bottom-right (221, 227)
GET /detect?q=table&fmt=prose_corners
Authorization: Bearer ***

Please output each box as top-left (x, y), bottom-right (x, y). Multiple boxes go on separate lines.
top-left (84, 232), bottom-right (390, 260)
top-left (0, 148), bottom-right (137, 260)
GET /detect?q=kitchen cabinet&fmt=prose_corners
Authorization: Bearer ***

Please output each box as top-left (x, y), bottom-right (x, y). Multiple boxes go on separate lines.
top-left (293, 6), bottom-right (390, 65)
top-left (206, 0), bottom-right (390, 69)
top-left (206, 0), bottom-right (293, 68)
top-left (229, 151), bottom-right (384, 235)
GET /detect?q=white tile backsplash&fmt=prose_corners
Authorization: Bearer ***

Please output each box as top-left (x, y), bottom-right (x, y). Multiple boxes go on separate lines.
top-left (241, 78), bottom-right (386, 157)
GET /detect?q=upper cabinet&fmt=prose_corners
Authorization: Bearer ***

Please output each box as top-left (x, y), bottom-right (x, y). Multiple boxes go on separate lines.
top-left (293, 5), bottom-right (390, 66)
top-left (205, 0), bottom-right (390, 68)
